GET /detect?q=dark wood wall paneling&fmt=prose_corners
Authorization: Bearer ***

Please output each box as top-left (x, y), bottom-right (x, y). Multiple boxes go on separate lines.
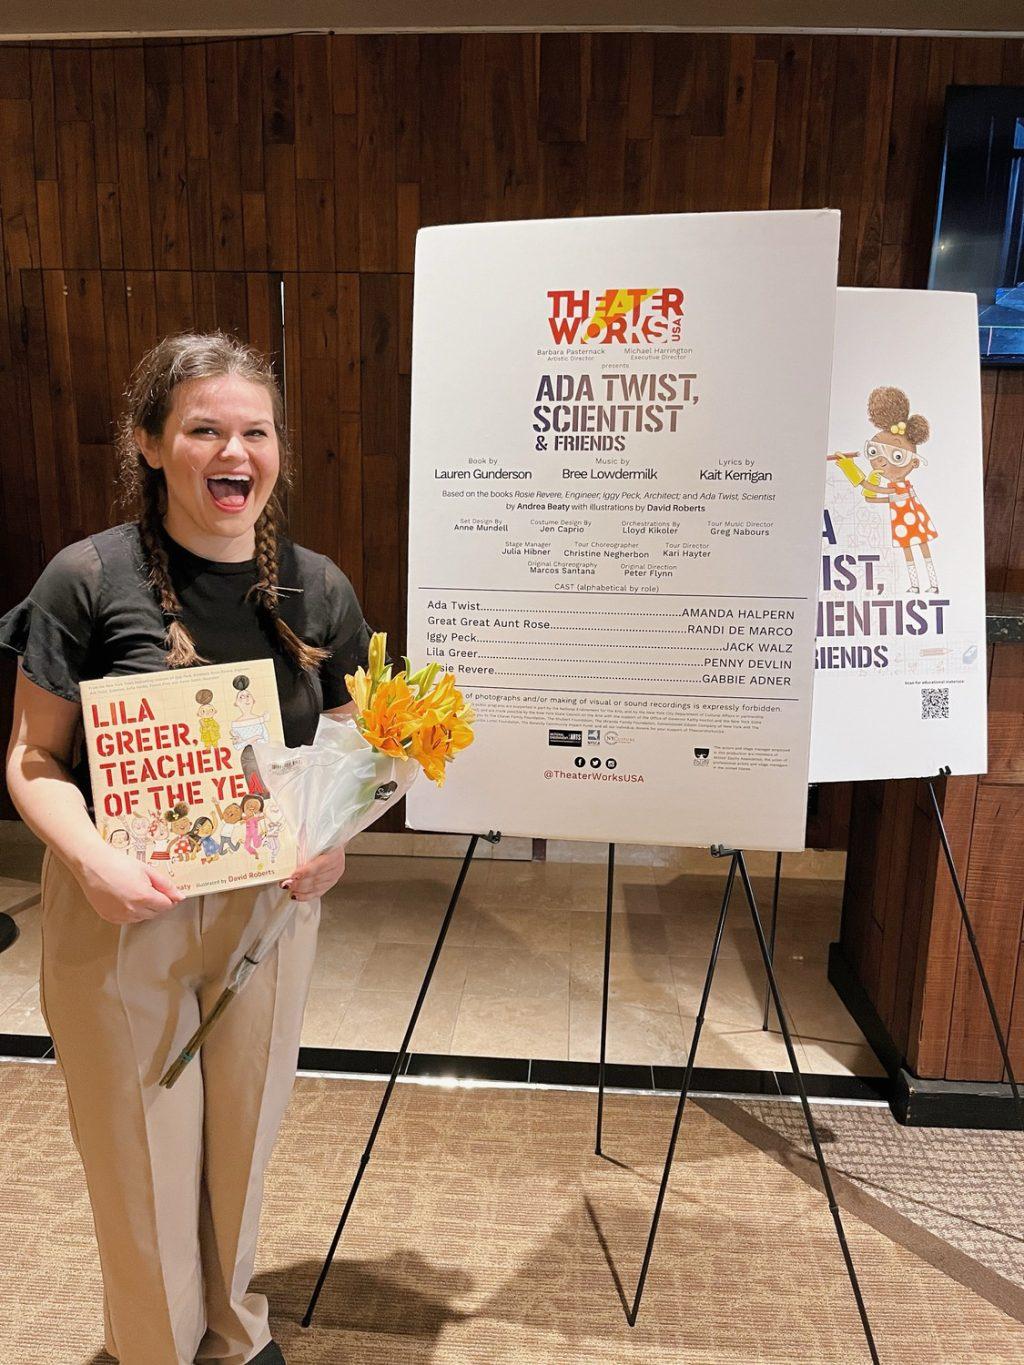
top-left (1, 34), bottom-right (1023, 869)
top-left (839, 710), bottom-right (1024, 1084)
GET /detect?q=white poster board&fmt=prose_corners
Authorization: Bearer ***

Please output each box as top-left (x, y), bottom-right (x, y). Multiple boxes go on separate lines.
top-left (407, 211), bottom-right (840, 851)
top-left (809, 289), bottom-right (988, 783)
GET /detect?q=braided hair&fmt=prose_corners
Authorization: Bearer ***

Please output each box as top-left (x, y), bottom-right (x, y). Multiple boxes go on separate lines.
top-left (115, 332), bottom-right (330, 673)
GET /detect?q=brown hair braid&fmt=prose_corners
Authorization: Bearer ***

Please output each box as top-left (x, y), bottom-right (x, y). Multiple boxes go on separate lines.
top-left (115, 331), bottom-right (330, 673)
top-left (250, 499), bottom-right (331, 672)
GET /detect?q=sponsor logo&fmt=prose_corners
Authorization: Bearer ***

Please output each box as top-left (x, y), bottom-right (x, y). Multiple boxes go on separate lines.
top-left (549, 729), bottom-right (582, 747)
top-left (587, 728), bottom-right (601, 745)
top-left (693, 746), bottom-right (710, 768)
top-left (602, 730), bottom-right (635, 747)
top-left (546, 288), bottom-right (684, 346)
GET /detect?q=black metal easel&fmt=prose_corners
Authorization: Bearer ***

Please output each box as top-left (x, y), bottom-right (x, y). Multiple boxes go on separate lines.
top-left (301, 776), bottom-right (1019, 1342)
top-left (762, 850), bottom-right (783, 1031)
top-left (756, 770), bottom-right (1024, 1123)
top-left (302, 829), bottom-right (500, 1328)
top-left (595, 842), bottom-right (616, 1156)
top-left (594, 844), bottom-right (879, 1360)
top-left (926, 768), bottom-right (1024, 1128)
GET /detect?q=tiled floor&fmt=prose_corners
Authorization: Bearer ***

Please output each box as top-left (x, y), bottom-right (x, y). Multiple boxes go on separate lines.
top-left (0, 834), bottom-right (883, 1076)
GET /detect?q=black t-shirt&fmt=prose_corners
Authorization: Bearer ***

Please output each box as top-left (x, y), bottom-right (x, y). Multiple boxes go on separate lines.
top-left (0, 521), bottom-right (373, 813)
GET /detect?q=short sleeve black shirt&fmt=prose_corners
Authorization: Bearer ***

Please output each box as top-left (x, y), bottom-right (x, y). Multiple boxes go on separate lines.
top-left (0, 522), bottom-right (373, 813)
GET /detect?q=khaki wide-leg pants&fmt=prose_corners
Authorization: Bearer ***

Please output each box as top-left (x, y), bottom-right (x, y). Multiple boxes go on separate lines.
top-left (39, 848), bottom-right (320, 1365)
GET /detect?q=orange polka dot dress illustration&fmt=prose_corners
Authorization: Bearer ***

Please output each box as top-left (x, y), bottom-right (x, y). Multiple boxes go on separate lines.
top-left (827, 384), bottom-right (939, 596)
top-left (887, 478), bottom-right (937, 549)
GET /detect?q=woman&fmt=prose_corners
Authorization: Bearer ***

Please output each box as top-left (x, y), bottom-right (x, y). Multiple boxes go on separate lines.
top-left (1, 332), bottom-right (373, 1365)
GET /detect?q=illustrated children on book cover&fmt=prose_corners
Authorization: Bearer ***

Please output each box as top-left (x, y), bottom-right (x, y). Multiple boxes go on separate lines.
top-left (81, 658), bottom-right (297, 897)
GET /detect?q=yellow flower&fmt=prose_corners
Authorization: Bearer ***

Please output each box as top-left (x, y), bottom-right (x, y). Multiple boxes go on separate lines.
top-left (442, 710), bottom-right (475, 758)
top-left (368, 631), bottom-right (388, 680)
top-left (345, 666), bottom-right (373, 713)
top-left (407, 660), bottom-right (442, 697)
top-left (360, 676), bottom-right (418, 759)
top-left (410, 723), bottom-right (450, 784)
top-left (416, 672), bottom-right (471, 725)
top-left (409, 707), bottom-right (475, 785)
top-left (417, 673), bottom-right (453, 715)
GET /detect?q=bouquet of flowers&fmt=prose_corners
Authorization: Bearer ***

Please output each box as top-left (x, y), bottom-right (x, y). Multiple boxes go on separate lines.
top-left (159, 634), bottom-right (474, 1086)
top-left (348, 633), bottom-right (475, 784)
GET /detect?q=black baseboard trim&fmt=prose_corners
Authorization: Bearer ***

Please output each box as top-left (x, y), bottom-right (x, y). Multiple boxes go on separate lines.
top-left (827, 942), bottom-right (1024, 1130)
top-left (0, 1031), bottom-right (890, 1104)
top-left (0, 1033), bottom-right (53, 1059)
top-left (894, 1068), bottom-right (1024, 1130)
top-left (302, 1046), bottom-right (888, 1101)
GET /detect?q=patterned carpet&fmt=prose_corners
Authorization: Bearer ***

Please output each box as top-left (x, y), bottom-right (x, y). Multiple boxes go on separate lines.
top-left (716, 1098), bottom-right (1024, 1325)
top-left (3, 1060), bottom-right (1024, 1363)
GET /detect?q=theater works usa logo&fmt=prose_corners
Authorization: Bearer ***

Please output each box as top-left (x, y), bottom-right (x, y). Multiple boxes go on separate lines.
top-left (546, 287), bottom-right (685, 346)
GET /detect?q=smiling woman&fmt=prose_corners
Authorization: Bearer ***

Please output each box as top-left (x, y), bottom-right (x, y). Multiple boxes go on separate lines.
top-left (137, 381), bottom-right (278, 550)
top-left (120, 337), bottom-right (337, 678)
top-left (0, 331), bottom-right (374, 1365)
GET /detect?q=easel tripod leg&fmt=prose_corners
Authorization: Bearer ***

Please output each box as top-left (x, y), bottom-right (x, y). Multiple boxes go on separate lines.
top-left (761, 850), bottom-right (783, 1031)
top-left (624, 852), bottom-right (738, 1326)
top-left (596, 842), bottom-right (615, 1156)
top-left (302, 831), bottom-right (483, 1328)
top-left (735, 852), bottom-right (880, 1364)
top-left (927, 777), bottom-right (1024, 1129)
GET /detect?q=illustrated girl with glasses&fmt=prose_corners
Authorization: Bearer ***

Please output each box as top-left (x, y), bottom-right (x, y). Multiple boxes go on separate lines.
top-left (828, 386), bottom-right (938, 594)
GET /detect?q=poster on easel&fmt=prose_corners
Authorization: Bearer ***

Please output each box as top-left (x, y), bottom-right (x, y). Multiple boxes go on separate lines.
top-left (809, 288), bottom-right (988, 784)
top-left (406, 211), bottom-right (840, 851)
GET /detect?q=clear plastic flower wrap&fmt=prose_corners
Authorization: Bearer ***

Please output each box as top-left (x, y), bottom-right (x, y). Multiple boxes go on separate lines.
top-left (255, 711), bottom-right (419, 863)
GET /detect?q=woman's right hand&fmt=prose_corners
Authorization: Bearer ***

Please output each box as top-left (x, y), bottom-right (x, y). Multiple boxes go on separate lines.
top-left (6, 673), bottom-right (187, 924)
top-left (76, 847), bottom-right (186, 924)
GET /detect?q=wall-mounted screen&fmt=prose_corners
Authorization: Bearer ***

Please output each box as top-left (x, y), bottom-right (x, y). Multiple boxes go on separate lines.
top-left (929, 85), bottom-right (1024, 366)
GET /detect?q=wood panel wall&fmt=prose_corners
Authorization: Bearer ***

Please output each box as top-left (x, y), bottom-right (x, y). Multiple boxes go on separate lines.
top-left (2, 33), bottom-right (1024, 834)
top-left (839, 634), bottom-right (1024, 1084)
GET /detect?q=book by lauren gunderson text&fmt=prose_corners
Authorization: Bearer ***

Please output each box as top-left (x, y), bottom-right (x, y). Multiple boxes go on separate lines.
top-left (80, 657), bottom-right (297, 897)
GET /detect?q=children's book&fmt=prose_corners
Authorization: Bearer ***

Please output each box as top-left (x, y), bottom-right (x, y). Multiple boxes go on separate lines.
top-left (80, 658), bottom-right (297, 896)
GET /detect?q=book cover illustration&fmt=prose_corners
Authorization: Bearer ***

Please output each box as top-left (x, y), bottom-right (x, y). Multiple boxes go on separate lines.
top-left (80, 658), bottom-right (297, 897)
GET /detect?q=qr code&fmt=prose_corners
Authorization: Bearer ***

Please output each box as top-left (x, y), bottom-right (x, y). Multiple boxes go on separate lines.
top-left (921, 687), bottom-right (949, 720)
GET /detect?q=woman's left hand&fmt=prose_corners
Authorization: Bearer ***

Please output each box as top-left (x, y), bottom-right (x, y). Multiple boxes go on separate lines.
top-left (282, 845), bottom-right (347, 901)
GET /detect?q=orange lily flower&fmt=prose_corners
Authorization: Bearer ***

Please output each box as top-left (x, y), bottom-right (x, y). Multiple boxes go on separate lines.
top-left (360, 676), bottom-right (418, 759)
top-left (409, 723), bottom-right (450, 784)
